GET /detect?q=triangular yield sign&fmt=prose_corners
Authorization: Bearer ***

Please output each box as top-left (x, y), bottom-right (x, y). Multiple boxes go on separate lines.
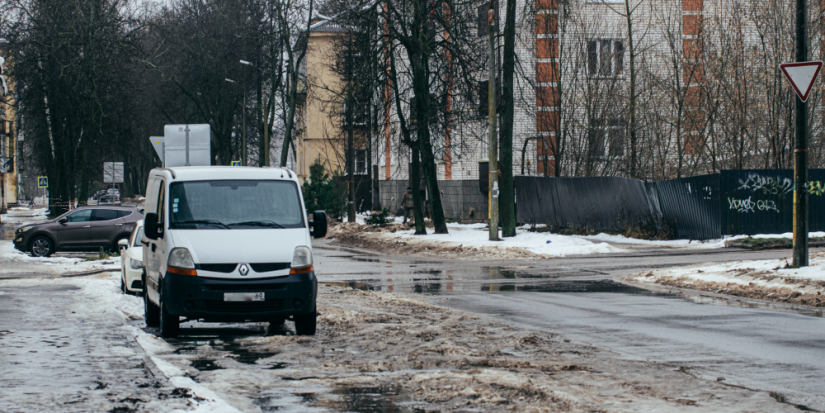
top-left (780, 61), bottom-right (823, 102)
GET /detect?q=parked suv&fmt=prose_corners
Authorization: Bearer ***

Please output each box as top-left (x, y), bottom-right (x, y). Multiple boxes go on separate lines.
top-left (13, 206), bottom-right (143, 257)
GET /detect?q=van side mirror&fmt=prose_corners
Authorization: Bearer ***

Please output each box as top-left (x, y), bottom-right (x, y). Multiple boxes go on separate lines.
top-left (58, 218), bottom-right (68, 224)
top-left (310, 210), bottom-right (327, 239)
top-left (144, 213), bottom-right (160, 240)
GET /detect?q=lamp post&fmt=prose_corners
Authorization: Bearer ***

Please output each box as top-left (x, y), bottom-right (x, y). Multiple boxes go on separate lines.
top-left (240, 60), bottom-right (270, 167)
top-left (225, 78), bottom-right (246, 166)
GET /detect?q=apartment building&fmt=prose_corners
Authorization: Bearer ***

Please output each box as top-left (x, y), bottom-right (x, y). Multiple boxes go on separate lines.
top-left (1, 54), bottom-right (19, 208)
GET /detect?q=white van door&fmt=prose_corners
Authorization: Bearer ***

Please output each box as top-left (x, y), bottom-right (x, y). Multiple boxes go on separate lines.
top-left (145, 177), bottom-right (168, 301)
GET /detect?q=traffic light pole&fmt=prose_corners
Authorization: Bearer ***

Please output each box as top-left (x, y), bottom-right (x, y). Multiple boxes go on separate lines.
top-left (793, 0), bottom-right (809, 267)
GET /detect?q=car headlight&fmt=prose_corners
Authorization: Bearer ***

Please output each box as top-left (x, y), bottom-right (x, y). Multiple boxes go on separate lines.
top-left (17, 225), bottom-right (35, 234)
top-left (168, 248), bottom-right (195, 268)
top-left (290, 246), bottom-right (313, 275)
top-left (130, 259), bottom-right (144, 269)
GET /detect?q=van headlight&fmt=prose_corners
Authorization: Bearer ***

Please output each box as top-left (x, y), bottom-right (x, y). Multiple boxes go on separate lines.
top-left (130, 259), bottom-right (144, 269)
top-left (289, 246), bottom-right (313, 275)
top-left (167, 248), bottom-right (197, 276)
top-left (17, 225), bottom-right (35, 234)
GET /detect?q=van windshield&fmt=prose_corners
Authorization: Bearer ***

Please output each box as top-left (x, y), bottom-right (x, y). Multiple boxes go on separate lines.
top-left (169, 180), bottom-right (305, 230)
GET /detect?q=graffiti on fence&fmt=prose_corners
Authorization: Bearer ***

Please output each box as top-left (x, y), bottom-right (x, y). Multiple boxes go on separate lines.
top-left (727, 196), bottom-right (779, 213)
top-left (737, 174), bottom-right (793, 196)
top-left (809, 181), bottom-right (825, 196)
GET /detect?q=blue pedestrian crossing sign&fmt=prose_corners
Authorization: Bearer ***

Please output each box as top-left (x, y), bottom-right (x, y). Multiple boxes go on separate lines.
top-left (231, 160), bottom-right (242, 166)
top-left (37, 176), bottom-right (48, 188)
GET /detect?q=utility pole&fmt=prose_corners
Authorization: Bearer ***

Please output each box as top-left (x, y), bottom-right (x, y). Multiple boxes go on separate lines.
top-left (793, 0), bottom-right (809, 267)
top-left (487, 0), bottom-right (499, 241)
top-left (242, 91), bottom-right (248, 166)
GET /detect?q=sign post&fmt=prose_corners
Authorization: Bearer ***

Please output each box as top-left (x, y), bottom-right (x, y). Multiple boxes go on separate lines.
top-left (779, 45), bottom-right (821, 269)
top-left (37, 176), bottom-right (47, 207)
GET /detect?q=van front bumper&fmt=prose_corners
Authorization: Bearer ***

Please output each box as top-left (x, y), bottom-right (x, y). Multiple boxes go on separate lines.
top-left (161, 272), bottom-right (317, 322)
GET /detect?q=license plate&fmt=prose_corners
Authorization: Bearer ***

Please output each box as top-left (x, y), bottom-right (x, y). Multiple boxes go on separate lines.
top-left (224, 292), bottom-right (265, 302)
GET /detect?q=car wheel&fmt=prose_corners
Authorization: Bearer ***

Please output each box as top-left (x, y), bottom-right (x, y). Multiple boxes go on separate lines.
top-left (144, 280), bottom-right (160, 327)
top-left (294, 311), bottom-right (316, 336)
top-left (121, 270), bottom-right (126, 294)
top-left (159, 293), bottom-right (180, 338)
top-left (30, 236), bottom-right (53, 258)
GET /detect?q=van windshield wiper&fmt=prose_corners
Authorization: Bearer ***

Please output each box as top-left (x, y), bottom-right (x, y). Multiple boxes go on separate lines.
top-left (175, 219), bottom-right (229, 229)
top-left (227, 220), bottom-right (285, 229)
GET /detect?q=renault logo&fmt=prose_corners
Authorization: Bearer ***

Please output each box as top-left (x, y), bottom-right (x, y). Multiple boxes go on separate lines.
top-left (239, 264), bottom-right (249, 276)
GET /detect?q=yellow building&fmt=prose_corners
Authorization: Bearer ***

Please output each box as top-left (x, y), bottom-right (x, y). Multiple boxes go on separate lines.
top-left (1, 55), bottom-right (19, 208)
top-left (295, 17), bottom-right (368, 182)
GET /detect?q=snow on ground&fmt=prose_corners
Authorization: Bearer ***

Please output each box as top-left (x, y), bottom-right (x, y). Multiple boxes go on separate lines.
top-left (623, 251), bottom-right (825, 307)
top-left (386, 223), bottom-right (622, 257)
top-left (331, 215), bottom-right (825, 259)
top-left (0, 241), bottom-right (119, 276)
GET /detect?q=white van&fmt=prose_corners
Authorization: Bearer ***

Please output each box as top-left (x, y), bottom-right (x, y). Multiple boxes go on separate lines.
top-left (140, 166), bottom-right (327, 338)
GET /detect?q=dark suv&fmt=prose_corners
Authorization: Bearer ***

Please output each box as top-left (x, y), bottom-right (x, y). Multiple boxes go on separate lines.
top-left (13, 206), bottom-right (143, 257)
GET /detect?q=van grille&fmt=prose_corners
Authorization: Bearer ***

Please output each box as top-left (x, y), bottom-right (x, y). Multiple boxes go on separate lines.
top-left (250, 263), bottom-right (290, 273)
top-left (204, 300), bottom-right (285, 313)
top-left (197, 263), bottom-right (237, 273)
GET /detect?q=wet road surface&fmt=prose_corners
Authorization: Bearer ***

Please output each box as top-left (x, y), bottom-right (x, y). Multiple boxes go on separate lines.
top-left (312, 241), bottom-right (825, 411)
top-left (0, 281), bottom-right (191, 412)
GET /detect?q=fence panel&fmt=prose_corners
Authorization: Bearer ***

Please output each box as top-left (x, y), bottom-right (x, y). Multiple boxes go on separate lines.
top-left (653, 174), bottom-right (721, 240)
top-left (514, 176), bottom-right (663, 233)
top-left (721, 169), bottom-right (825, 235)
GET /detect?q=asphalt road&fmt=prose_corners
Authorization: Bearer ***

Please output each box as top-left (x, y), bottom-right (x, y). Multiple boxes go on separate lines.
top-left (313, 241), bottom-right (825, 411)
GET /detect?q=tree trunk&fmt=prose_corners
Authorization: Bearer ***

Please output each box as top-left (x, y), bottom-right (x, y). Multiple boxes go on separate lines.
top-left (411, 145), bottom-right (426, 235)
top-left (499, 0), bottom-right (517, 237)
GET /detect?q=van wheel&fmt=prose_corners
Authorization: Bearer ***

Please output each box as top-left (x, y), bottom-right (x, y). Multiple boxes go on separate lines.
top-left (144, 283), bottom-right (160, 327)
top-left (120, 272), bottom-right (126, 294)
top-left (30, 236), bottom-right (53, 257)
top-left (294, 311), bottom-right (316, 336)
top-left (159, 294), bottom-right (180, 338)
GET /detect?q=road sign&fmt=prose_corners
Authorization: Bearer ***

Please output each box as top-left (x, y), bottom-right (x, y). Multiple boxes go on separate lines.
top-left (780, 61), bottom-right (823, 102)
top-left (37, 176), bottom-right (48, 188)
top-left (104, 162), bottom-right (124, 183)
top-left (150, 137), bottom-right (164, 166)
top-left (231, 160), bottom-right (242, 166)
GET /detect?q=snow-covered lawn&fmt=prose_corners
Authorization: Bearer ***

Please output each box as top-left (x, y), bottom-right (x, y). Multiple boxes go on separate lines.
top-left (625, 252), bottom-right (825, 307)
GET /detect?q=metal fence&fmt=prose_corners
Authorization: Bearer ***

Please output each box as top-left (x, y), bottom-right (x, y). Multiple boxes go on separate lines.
top-left (516, 170), bottom-right (825, 240)
top-left (650, 174), bottom-right (721, 240)
top-left (721, 169), bottom-right (825, 236)
top-left (514, 176), bottom-right (664, 233)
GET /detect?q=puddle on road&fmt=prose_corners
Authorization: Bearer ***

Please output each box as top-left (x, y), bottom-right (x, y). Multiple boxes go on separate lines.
top-left (481, 279), bottom-right (655, 294)
top-left (313, 385), bottom-right (424, 413)
top-left (191, 359), bottom-right (223, 371)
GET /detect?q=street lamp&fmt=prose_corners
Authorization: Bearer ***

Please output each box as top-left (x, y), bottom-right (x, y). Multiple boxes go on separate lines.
top-left (239, 59), bottom-right (271, 167)
top-left (225, 78), bottom-right (246, 166)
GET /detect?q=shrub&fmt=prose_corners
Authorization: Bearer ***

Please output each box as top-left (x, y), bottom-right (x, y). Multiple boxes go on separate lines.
top-left (365, 208), bottom-right (392, 226)
top-left (302, 160), bottom-right (346, 220)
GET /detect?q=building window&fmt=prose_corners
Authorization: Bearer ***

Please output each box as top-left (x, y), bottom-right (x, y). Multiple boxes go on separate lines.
top-left (587, 39), bottom-right (624, 77)
top-left (591, 118), bottom-right (625, 158)
top-left (355, 149), bottom-right (367, 175)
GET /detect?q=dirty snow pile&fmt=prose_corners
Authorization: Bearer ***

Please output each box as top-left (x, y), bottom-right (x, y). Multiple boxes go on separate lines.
top-left (0, 241), bottom-right (120, 276)
top-left (626, 251), bottom-right (825, 307)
